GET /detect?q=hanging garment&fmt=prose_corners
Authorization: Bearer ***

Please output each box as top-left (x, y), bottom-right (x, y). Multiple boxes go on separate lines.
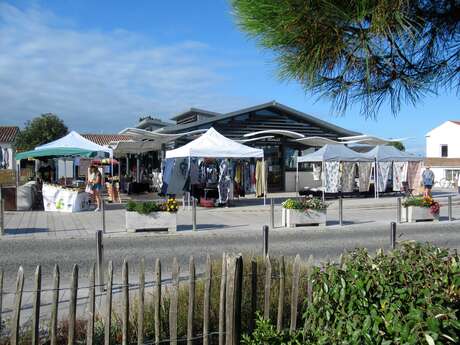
top-left (3, 147), bottom-right (9, 169)
top-left (166, 158), bottom-right (188, 195)
top-left (358, 162), bottom-right (372, 192)
top-left (160, 159), bottom-right (174, 195)
top-left (312, 163), bottom-right (321, 181)
top-left (377, 161), bottom-right (392, 192)
top-left (341, 162), bottom-right (356, 193)
top-left (189, 159), bottom-right (200, 185)
top-left (255, 160), bottom-right (265, 197)
top-left (407, 162), bottom-right (422, 190)
top-left (218, 160), bottom-right (231, 203)
top-left (324, 161), bottom-right (340, 193)
top-left (393, 162), bottom-right (408, 191)
top-left (0, 146), bottom-right (3, 169)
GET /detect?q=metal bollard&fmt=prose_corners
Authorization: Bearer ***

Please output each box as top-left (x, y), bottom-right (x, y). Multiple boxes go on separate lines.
top-left (0, 187), bottom-right (4, 236)
top-left (338, 195), bottom-right (343, 226)
top-left (448, 195), bottom-right (452, 221)
top-left (390, 222), bottom-right (396, 250)
top-left (96, 230), bottom-right (104, 292)
top-left (101, 198), bottom-right (106, 234)
top-left (270, 198), bottom-right (274, 229)
top-left (397, 197), bottom-right (402, 223)
top-left (192, 197), bottom-right (197, 231)
top-left (263, 225), bottom-right (269, 257)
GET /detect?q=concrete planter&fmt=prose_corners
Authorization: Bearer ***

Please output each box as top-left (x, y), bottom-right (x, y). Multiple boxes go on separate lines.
top-left (401, 206), bottom-right (437, 223)
top-left (126, 211), bottom-right (177, 233)
top-left (282, 208), bottom-right (327, 227)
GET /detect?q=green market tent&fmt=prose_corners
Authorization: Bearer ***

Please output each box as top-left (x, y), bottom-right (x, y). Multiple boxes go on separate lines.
top-left (15, 147), bottom-right (97, 160)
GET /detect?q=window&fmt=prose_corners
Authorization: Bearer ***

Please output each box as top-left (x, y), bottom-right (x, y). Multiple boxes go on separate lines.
top-left (441, 144), bottom-right (448, 157)
top-left (445, 169), bottom-right (460, 181)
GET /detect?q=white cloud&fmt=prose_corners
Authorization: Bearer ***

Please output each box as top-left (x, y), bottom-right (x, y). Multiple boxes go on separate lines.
top-left (0, 3), bottom-right (241, 132)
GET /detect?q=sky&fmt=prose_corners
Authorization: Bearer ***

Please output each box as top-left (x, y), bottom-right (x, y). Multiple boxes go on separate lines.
top-left (1, 0), bottom-right (460, 154)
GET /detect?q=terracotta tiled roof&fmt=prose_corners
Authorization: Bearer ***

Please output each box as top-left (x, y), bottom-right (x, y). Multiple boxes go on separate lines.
top-left (425, 157), bottom-right (460, 167)
top-left (82, 134), bottom-right (133, 146)
top-left (0, 126), bottom-right (19, 143)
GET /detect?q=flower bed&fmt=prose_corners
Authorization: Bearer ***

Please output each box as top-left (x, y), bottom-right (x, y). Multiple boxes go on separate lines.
top-left (281, 197), bottom-right (327, 227)
top-left (401, 195), bottom-right (440, 222)
top-left (125, 199), bottom-right (178, 232)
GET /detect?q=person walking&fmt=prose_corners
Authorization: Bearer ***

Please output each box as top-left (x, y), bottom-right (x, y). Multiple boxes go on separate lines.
top-left (422, 166), bottom-right (435, 197)
top-left (89, 165), bottom-right (103, 211)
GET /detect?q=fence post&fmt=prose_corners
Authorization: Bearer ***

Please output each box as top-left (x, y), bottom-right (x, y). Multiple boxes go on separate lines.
top-left (68, 264), bottom-right (78, 345)
top-left (96, 230), bottom-right (104, 293)
top-left (390, 222), bottom-right (396, 250)
top-left (263, 225), bottom-right (269, 257)
top-left (270, 198), bottom-right (274, 229)
top-left (203, 255), bottom-right (212, 345)
top-left (397, 197), bottom-right (402, 223)
top-left (11, 266), bottom-right (24, 345)
top-left (87, 264), bottom-right (96, 345)
top-left (50, 265), bottom-right (60, 345)
top-left (169, 258), bottom-right (180, 345)
top-left (448, 195), bottom-right (453, 221)
top-left (277, 256), bottom-right (285, 332)
top-left (263, 255), bottom-right (272, 320)
top-left (290, 255), bottom-right (301, 332)
top-left (104, 261), bottom-right (113, 345)
top-left (32, 265), bottom-right (41, 345)
top-left (192, 197), bottom-right (197, 231)
top-left (138, 258), bottom-right (145, 345)
top-left (0, 268), bottom-right (2, 335)
top-left (225, 255), bottom-right (241, 345)
top-left (218, 253), bottom-right (227, 345)
top-left (338, 195), bottom-right (343, 226)
top-left (187, 256), bottom-right (195, 345)
top-left (249, 259), bottom-right (257, 333)
top-left (154, 258), bottom-right (161, 345)
top-left (235, 256), bottom-right (243, 345)
top-left (102, 198), bottom-right (106, 234)
top-left (0, 186), bottom-right (4, 236)
top-left (122, 259), bottom-right (129, 345)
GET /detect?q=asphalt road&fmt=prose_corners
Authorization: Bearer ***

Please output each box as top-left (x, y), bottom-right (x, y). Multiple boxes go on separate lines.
top-left (2, 219), bottom-right (460, 292)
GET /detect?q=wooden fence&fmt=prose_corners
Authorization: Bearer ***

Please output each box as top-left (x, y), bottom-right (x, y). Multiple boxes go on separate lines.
top-left (0, 253), bottom-right (317, 345)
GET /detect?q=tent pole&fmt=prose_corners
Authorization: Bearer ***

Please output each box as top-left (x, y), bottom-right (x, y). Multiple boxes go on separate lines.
top-left (296, 161), bottom-right (299, 195)
top-left (322, 160), bottom-right (325, 202)
top-left (262, 157), bottom-right (266, 205)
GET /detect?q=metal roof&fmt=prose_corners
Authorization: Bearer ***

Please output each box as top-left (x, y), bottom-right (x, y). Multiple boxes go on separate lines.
top-left (170, 108), bottom-right (221, 121)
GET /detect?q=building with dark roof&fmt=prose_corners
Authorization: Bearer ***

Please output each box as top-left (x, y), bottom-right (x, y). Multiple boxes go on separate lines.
top-left (0, 126), bottom-right (19, 170)
top-left (135, 101), bottom-right (360, 192)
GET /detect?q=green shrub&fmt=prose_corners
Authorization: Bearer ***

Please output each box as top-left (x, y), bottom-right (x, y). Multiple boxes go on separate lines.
top-left (244, 243), bottom-right (460, 345)
top-left (126, 200), bottom-right (162, 214)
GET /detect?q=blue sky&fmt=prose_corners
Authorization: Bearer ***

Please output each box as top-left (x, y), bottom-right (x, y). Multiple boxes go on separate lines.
top-left (1, 0), bottom-right (460, 154)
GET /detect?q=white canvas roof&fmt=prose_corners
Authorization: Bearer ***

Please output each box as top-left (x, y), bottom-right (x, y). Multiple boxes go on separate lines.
top-left (297, 144), bottom-right (373, 163)
top-left (36, 131), bottom-right (112, 155)
top-left (363, 145), bottom-right (422, 162)
top-left (165, 127), bottom-right (264, 159)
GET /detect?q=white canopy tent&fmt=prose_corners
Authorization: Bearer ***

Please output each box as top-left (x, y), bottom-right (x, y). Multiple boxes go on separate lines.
top-left (36, 131), bottom-right (112, 156)
top-left (296, 144), bottom-right (373, 199)
top-left (165, 127), bottom-right (267, 204)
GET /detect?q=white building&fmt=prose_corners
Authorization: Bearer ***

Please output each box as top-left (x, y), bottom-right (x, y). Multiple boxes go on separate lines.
top-left (425, 120), bottom-right (460, 184)
top-left (0, 126), bottom-right (19, 170)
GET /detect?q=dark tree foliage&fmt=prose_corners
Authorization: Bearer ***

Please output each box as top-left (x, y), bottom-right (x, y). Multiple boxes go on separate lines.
top-left (15, 113), bottom-right (68, 151)
top-left (232, 0), bottom-right (460, 117)
top-left (388, 141), bottom-right (406, 151)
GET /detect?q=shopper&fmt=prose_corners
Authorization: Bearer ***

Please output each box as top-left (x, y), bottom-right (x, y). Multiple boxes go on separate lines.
top-left (89, 165), bottom-right (103, 211)
top-left (422, 166), bottom-right (435, 197)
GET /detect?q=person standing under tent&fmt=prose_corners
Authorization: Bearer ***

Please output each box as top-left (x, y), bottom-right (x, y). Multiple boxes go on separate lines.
top-left (89, 165), bottom-right (103, 211)
top-left (422, 166), bottom-right (435, 197)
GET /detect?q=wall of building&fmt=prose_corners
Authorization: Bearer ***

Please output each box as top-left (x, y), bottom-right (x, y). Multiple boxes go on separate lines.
top-left (426, 121), bottom-right (460, 158)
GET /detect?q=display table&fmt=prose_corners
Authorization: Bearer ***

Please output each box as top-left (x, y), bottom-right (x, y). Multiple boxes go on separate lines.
top-left (42, 184), bottom-right (90, 212)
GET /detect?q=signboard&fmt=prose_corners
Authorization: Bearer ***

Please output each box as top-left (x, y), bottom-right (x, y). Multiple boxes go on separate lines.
top-left (0, 169), bottom-right (16, 186)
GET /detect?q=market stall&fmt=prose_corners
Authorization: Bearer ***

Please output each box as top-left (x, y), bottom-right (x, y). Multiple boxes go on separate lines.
top-left (42, 183), bottom-right (90, 212)
top-left (164, 127), bottom-right (266, 206)
top-left (296, 144), bottom-right (374, 199)
top-left (362, 145), bottom-right (423, 197)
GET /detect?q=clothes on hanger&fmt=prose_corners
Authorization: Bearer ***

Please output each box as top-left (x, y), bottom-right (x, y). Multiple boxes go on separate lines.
top-left (393, 162), bottom-right (408, 191)
top-left (377, 161), bottom-right (392, 192)
top-left (324, 161), bottom-right (340, 193)
top-left (341, 162), bottom-right (356, 193)
top-left (407, 161), bottom-right (422, 191)
top-left (358, 162), bottom-right (372, 192)
top-left (255, 160), bottom-right (265, 197)
top-left (218, 159), bottom-right (231, 204)
top-left (312, 163), bottom-right (321, 181)
top-left (166, 158), bottom-right (188, 195)
top-left (161, 158), bottom-right (174, 195)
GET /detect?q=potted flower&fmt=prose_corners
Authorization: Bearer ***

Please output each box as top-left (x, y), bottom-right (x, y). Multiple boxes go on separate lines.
top-left (125, 198), bottom-right (178, 232)
top-left (401, 195), bottom-right (440, 222)
top-left (281, 196), bottom-right (328, 227)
